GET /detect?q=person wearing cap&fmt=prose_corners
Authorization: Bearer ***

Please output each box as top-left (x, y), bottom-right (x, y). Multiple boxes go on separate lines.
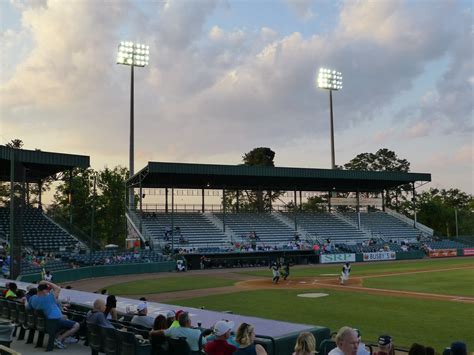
top-left (354, 329), bottom-right (369, 355)
top-left (166, 310), bottom-right (176, 328)
top-left (170, 309), bottom-right (184, 328)
top-left (150, 311), bottom-right (203, 353)
top-left (450, 341), bottom-right (467, 355)
top-left (28, 281), bottom-right (80, 349)
top-left (130, 302), bottom-right (155, 328)
top-left (340, 263), bottom-right (351, 285)
top-left (328, 326), bottom-right (359, 355)
top-left (374, 335), bottom-right (394, 355)
top-left (204, 320), bottom-right (237, 355)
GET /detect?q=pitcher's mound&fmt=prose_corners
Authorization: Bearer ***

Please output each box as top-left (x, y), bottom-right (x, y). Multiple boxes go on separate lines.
top-left (297, 293), bottom-right (329, 298)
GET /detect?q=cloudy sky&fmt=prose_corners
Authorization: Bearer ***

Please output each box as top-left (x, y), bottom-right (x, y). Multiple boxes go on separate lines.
top-left (1, 0), bottom-right (473, 194)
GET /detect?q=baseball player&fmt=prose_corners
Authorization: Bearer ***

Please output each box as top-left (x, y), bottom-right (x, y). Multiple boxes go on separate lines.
top-left (270, 261), bottom-right (280, 284)
top-left (340, 262), bottom-right (351, 285)
top-left (282, 261), bottom-right (291, 280)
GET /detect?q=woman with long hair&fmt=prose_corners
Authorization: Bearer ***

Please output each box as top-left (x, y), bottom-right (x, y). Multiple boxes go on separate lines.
top-left (234, 323), bottom-right (267, 355)
top-left (104, 295), bottom-right (117, 320)
top-left (293, 332), bottom-right (316, 355)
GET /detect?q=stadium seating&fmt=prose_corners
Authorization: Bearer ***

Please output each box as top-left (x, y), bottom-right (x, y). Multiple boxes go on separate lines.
top-left (140, 212), bottom-right (229, 249)
top-left (282, 212), bottom-right (367, 243)
top-left (343, 212), bottom-right (420, 241)
top-left (425, 240), bottom-right (466, 249)
top-left (213, 212), bottom-right (295, 245)
top-left (0, 207), bottom-right (82, 252)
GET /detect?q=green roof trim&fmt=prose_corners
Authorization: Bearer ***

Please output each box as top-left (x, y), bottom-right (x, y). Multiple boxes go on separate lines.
top-left (129, 161), bottom-right (431, 192)
top-left (0, 145), bottom-right (90, 182)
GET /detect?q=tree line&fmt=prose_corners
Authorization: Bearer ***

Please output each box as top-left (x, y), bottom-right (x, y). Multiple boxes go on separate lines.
top-left (1, 141), bottom-right (472, 246)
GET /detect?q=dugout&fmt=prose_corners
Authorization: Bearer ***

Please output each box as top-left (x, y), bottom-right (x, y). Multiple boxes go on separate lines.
top-left (0, 145), bottom-right (90, 278)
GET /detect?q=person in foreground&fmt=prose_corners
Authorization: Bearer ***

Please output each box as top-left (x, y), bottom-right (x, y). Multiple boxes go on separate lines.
top-left (233, 322), bottom-right (267, 355)
top-left (293, 331), bottom-right (316, 355)
top-left (328, 326), bottom-right (359, 355)
top-left (204, 320), bottom-right (236, 355)
top-left (28, 281), bottom-right (80, 349)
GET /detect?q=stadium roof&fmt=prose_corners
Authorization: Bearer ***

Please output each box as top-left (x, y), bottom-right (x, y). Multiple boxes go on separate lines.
top-left (0, 145), bottom-right (90, 182)
top-left (128, 162), bottom-right (431, 192)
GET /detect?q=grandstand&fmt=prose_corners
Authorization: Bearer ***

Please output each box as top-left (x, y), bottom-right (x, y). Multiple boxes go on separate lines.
top-left (282, 212), bottom-right (368, 243)
top-left (342, 211), bottom-right (420, 241)
top-left (140, 212), bottom-right (229, 249)
top-left (0, 207), bottom-right (82, 252)
top-left (213, 212), bottom-right (295, 244)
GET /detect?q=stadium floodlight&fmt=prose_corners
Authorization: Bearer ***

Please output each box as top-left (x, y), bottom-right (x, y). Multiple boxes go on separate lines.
top-left (116, 41), bottom-right (150, 210)
top-left (317, 67), bottom-right (343, 169)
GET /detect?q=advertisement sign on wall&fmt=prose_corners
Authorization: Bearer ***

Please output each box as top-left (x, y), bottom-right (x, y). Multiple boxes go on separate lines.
top-left (463, 248), bottom-right (474, 256)
top-left (320, 253), bottom-right (356, 264)
top-left (428, 249), bottom-right (457, 258)
top-left (363, 252), bottom-right (396, 262)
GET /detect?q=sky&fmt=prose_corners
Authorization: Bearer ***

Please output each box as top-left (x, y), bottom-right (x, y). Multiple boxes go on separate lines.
top-left (0, 0), bottom-right (473, 195)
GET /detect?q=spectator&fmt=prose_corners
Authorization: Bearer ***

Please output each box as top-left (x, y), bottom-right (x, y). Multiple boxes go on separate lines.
top-left (328, 326), bottom-right (359, 355)
top-left (426, 347), bottom-right (435, 355)
top-left (5, 282), bottom-right (17, 299)
top-left (150, 314), bottom-right (168, 354)
top-left (409, 343), bottom-right (426, 355)
top-left (104, 295), bottom-right (118, 321)
top-left (234, 322), bottom-right (267, 355)
top-left (86, 299), bottom-right (114, 329)
top-left (293, 331), bottom-right (316, 355)
top-left (169, 309), bottom-right (184, 328)
top-left (43, 270), bottom-right (53, 282)
top-left (131, 302), bottom-right (155, 329)
top-left (374, 335), bottom-right (394, 355)
top-left (150, 311), bottom-right (202, 354)
top-left (28, 281), bottom-right (80, 349)
top-left (450, 341), bottom-right (467, 355)
top-left (166, 310), bottom-right (176, 328)
top-left (25, 287), bottom-right (37, 304)
top-left (15, 289), bottom-right (26, 303)
top-left (354, 329), bottom-right (369, 355)
top-left (204, 320), bottom-right (236, 355)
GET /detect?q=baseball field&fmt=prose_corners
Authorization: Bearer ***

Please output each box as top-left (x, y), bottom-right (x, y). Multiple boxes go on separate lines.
top-left (76, 257), bottom-right (474, 350)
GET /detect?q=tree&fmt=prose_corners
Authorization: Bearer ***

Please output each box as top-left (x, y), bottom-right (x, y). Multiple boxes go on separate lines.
top-left (95, 166), bottom-right (127, 246)
top-left (223, 147), bottom-right (281, 212)
top-left (302, 195), bottom-right (328, 212)
top-left (344, 148), bottom-right (411, 209)
top-left (415, 188), bottom-right (473, 237)
top-left (50, 166), bottom-right (128, 246)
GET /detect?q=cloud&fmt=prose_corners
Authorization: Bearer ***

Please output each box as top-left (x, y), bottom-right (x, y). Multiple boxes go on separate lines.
top-left (454, 145), bottom-right (473, 163)
top-left (284, 0), bottom-right (315, 21)
top-left (1, 0), bottom-right (472, 193)
top-left (405, 121), bottom-right (432, 138)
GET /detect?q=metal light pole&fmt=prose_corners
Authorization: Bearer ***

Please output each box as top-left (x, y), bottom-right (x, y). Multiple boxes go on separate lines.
top-left (317, 68), bottom-right (343, 169)
top-left (117, 41), bottom-right (150, 210)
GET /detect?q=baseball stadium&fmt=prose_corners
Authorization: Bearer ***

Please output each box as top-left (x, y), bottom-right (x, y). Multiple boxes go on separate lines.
top-left (0, 145), bottom-right (472, 355)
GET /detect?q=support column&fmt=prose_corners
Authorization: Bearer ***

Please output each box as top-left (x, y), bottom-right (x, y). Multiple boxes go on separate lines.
top-left (328, 192), bottom-right (332, 212)
top-left (171, 188), bottom-right (174, 253)
top-left (223, 188), bottom-right (226, 232)
top-left (68, 169), bottom-right (73, 225)
top-left (412, 184), bottom-right (417, 228)
top-left (356, 190), bottom-right (360, 229)
top-left (165, 188), bottom-right (169, 213)
top-left (382, 190), bottom-right (385, 212)
top-left (9, 148), bottom-right (24, 279)
top-left (299, 191), bottom-right (302, 211)
top-left (236, 190), bottom-right (240, 212)
top-left (38, 180), bottom-right (43, 210)
top-left (201, 188), bottom-right (205, 213)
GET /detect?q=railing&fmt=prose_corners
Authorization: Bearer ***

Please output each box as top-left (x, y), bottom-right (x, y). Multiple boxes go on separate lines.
top-left (385, 208), bottom-right (434, 236)
top-left (45, 210), bottom-right (94, 250)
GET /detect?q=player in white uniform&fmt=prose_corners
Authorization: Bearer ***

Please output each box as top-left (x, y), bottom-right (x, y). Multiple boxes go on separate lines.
top-left (270, 261), bottom-right (280, 284)
top-left (340, 262), bottom-right (351, 285)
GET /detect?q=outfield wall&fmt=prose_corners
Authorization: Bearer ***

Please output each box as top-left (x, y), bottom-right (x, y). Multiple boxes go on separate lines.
top-left (18, 261), bottom-right (175, 283)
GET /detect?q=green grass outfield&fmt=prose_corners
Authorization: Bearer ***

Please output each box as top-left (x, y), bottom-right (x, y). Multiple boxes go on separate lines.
top-left (173, 288), bottom-right (474, 350)
top-left (107, 258), bottom-right (474, 349)
top-left (237, 257), bottom-right (474, 278)
top-left (105, 276), bottom-right (234, 295)
top-left (363, 268), bottom-right (474, 297)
